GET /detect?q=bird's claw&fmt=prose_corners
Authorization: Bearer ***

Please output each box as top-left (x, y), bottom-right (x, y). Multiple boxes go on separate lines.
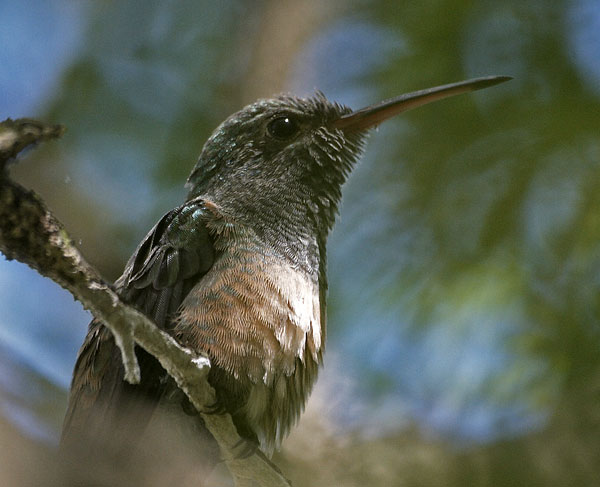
top-left (202, 399), bottom-right (228, 415)
top-left (232, 438), bottom-right (259, 459)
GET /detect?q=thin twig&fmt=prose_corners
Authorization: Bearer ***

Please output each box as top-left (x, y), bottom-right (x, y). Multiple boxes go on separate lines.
top-left (0, 118), bottom-right (291, 487)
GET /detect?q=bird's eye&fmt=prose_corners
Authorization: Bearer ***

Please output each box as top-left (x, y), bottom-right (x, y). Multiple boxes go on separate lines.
top-left (267, 116), bottom-right (299, 140)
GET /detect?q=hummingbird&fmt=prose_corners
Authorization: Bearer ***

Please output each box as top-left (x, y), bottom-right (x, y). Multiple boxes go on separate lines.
top-left (61, 75), bottom-right (510, 480)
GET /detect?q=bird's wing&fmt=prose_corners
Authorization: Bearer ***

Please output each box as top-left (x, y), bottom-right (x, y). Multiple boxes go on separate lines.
top-left (60, 197), bottom-right (216, 451)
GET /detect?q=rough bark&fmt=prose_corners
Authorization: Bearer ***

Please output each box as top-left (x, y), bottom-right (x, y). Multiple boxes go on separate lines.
top-left (0, 118), bottom-right (290, 487)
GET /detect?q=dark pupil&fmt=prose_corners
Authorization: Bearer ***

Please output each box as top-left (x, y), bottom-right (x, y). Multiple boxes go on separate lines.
top-left (268, 116), bottom-right (298, 139)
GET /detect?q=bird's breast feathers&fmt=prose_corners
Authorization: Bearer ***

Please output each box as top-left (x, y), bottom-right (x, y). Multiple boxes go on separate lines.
top-left (175, 225), bottom-right (323, 450)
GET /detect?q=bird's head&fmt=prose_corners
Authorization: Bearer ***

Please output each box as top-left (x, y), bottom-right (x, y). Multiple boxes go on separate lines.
top-left (186, 76), bottom-right (510, 238)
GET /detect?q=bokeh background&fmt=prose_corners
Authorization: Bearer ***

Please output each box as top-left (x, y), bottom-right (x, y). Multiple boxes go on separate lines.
top-left (2, 0), bottom-right (600, 485)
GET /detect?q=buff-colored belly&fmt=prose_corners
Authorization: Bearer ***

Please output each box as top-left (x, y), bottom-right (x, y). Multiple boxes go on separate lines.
top-left (175, 239), bottom-right (323, 452)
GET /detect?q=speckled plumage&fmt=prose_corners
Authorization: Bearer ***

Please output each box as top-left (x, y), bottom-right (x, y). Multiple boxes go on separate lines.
top-left (176, 205), bottom-right (323, 452)
top-left (61, 92), bottom-right (368, 472)
top-left (61, 76), bottom-right (508, 480)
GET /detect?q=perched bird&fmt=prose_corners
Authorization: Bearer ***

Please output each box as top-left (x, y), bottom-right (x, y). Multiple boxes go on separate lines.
top-left (61, 76), bottom-right (510, 482)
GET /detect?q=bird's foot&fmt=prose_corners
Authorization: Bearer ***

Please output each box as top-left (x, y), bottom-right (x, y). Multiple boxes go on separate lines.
top-left (202, 399), bottom-right (228, 415)
top-left (180, 396), bottom-right (199, 416)
top-left (232, 438), bottom-right (259, 460)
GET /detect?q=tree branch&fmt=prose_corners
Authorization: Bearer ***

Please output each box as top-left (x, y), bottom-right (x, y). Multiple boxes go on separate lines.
top-left (0, 118), bottom-right (290, 487)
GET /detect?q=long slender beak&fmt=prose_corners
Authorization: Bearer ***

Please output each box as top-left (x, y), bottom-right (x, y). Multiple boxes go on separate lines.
top-left (333, 75), bottom-right (512, 131)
